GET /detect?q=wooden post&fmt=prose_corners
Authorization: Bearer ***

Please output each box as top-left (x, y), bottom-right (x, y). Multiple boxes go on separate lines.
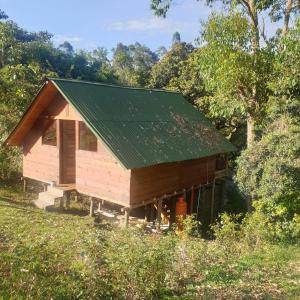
top-left (22, 177), bottom-right (27, 192)
top-left (74, 191), bottom-right (78, 203)
top-left (59, 197), bottom-right (64, 210)
top-left (156, 199), bottom-right (162, 231)
top-left (89, 197), bottom-right (94, 217)
top-left (123, 208), bottom-right (130, 228)
top-left (43, 184), bottom-right (47, 192)
top-left (144, 204), bottom-right (150, 222)
top-left (190, 186), bottom-right (194, 215)
top-left (65, 192), bottom-right (70, 210)
top-left (169, 197), bottom-right (176, 230)
top-left (210, 179), bottom-right (216, 223)
top-left (150, 203), bottom-right (155, 225)
top-left (183, 189), bottom-right (187, 201)
top-left (98, 200), bottom-right (102, 211)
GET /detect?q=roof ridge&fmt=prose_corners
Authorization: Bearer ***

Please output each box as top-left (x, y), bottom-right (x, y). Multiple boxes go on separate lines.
top-left (48, 77), bottom-right (181, 94)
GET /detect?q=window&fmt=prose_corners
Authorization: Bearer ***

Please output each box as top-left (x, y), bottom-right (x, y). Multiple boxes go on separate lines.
top-left (42, 121), bottom-right (57, 146)
top-left (79, 122), bottom-right (97, 151)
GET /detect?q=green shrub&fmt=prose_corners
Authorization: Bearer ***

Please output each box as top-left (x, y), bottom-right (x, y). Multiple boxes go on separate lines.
top-left (103, 228), bottom-right (176, 299)
top-left (235, 129), bottom-right (300, 221)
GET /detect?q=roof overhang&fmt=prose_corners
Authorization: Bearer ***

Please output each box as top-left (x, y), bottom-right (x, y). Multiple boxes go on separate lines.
top-left (5, 80), bottom-right (59, 146)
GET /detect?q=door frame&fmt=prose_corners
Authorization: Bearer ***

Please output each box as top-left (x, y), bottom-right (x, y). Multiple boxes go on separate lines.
top-left (58, 119), bottom-right (76, 184)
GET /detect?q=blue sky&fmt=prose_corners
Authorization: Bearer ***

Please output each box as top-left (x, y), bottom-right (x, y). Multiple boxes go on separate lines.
top-left (0, 0), bottom-right (215, 52)
top-left (1, 0), bottom-right (280, 53)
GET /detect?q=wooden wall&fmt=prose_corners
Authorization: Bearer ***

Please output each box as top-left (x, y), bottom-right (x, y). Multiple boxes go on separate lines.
top-left (130, 156), bottom-right (217, 206)
top-left (23, 119), bottom-right (60, 184)
top-left (75, 139), bottom-right (131, 206)
top-left (22, 94), bottom-right (70, 184)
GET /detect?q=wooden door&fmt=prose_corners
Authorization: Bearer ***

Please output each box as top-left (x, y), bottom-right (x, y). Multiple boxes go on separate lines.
top-left (60, 120), bottom-right (76, 184)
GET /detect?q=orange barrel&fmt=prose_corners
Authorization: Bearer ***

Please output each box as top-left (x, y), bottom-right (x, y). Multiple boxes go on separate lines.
top-left (175, 197), bottom-right (187, 230)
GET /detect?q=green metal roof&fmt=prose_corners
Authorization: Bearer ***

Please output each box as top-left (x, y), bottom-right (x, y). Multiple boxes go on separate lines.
top-left (50, 78), bottom-right (236, 169)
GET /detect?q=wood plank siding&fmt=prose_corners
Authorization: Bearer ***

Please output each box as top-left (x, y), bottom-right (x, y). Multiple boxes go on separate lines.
top-left (23, 119), bottom-right (60, 183)
top-left (76, 139), bottom-right (131, 206)
top-left (130, 156), bottom-right (217, 206)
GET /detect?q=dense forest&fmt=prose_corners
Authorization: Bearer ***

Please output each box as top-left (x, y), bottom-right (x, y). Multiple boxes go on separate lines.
top-left (0, 1), bottom-right (299, 298)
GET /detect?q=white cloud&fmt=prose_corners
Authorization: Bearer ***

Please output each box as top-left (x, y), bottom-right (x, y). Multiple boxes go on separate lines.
top-left (53, 34), bottom-right (83, 44)
top-left (105, 18), bottom-right (192, 33)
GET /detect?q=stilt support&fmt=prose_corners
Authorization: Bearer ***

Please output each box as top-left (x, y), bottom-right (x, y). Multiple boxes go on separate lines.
top-left (169, 197), bottom-right (176, 230)
top-left (98, 200), bottom-right (102, 211)
top-left (22, 177), bottom-right (27, 192)
top-left (150, 203), bottom-right (155, 225)
top-left (89, 197), bottom-right (94, 217)
top-left (123, 208), bottom-right (130, 228)
top-left (59, 197), bottom-right (64, 210)
top-left (156, 199), bottom-right (162, 231)
top-left (65, 192), bottom-right (70, 210)
top-left (74, 191), bottom-right (78, 203)
top-left (144, 204), bottom-right (150, 222)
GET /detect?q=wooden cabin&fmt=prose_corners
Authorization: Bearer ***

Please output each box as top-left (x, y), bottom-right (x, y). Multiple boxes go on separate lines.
top-left (5, 78), bottom-right (236, 226)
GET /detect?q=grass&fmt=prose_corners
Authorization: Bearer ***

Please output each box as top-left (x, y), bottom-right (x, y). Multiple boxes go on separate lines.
top-left (0, 181), bottom-right (299, 299)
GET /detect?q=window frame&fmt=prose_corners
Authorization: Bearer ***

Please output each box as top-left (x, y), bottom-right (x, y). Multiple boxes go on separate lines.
top-left (42, 120), bottom-right (57, 146)
top-left (78, 121), bottom-right (98, 152)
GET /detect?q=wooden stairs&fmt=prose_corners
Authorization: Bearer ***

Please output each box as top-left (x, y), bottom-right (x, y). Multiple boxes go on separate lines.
top-left (33, 186), bottom-right (65, 210)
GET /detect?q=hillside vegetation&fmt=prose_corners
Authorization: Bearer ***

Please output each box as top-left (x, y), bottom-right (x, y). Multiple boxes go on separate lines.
top-left (0, 3), bottom-right (299, 299)
top-left (0, 183), bottom-right (299, 300)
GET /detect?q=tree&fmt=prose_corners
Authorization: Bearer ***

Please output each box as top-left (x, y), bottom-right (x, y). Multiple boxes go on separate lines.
top-left (112, 42), bottom-right (158, 87)
top-left (0, 9), bottom-right (8, 20)
top-left (150, 0), bottom-right (297, 147)
top-left (198, 12), bottom-right (273, 146)
top-left (269, 0), bottom-right (300, 34)
top-left (235, 126), bottom-right (300, 220)
top-left (267, 19), bottom-right (300, 126)
top-left (149, 42), bottom-right (194, 88)
top-left (156, 46), bottom-right (168, 59)
top-left (58, 41), bottom-right (74, 54)
top-left (172, 31), bottom-right (181, 46)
